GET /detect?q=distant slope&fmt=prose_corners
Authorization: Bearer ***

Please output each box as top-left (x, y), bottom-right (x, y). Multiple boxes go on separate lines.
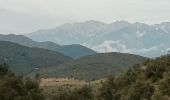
top-left (30, 52), bottom-right (147, 80)
top-left (56, 44), bottom-right (96, 59)
top-left (0, 34), bottom-right (60, 51)
top-left (0, 34), bottom-right (96, 58)
top-left (0, 41), bottom-right (72, 74)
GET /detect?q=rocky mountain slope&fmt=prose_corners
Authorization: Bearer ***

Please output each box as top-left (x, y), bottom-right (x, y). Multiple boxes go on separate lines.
top-left (27, 20), bottom-right (170, 57)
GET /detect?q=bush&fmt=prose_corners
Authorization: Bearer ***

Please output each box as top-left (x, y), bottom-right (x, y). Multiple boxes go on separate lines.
top-left (0, 63), bottom-right (45, 100)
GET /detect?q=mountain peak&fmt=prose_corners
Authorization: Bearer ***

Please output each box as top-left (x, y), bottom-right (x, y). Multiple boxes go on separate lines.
top-left (133, 22), bottom-right (149, 26)
top-left (60, 20), bottom-right (107, 28)
top-left (112, 20), bottom-right (129, 24)
top-left (110, 20), bottom-right (130, 27)
top-left (83, 20), bottom-right (106, 25)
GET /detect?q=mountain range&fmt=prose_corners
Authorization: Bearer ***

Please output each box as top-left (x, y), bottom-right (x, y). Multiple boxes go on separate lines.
top-left (0, 38), bottom-right (147, 80)
top-left (26, 20), bottom-right (170, 58)
top-left (0, 34), bottom-right (96, 59)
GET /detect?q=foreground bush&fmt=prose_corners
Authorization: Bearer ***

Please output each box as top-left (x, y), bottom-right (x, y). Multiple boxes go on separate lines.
top-left (0, 63), bottom-right (45, 100)
top-left (46, 85), bottom-right (93, 100)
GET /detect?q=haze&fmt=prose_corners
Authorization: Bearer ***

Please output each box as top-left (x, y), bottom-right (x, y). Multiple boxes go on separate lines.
top-left (0, 0), bottom-right (170, 34)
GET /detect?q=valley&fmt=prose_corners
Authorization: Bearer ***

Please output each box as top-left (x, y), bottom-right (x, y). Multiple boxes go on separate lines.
top-left (0, 0), bottom-right (170, 99)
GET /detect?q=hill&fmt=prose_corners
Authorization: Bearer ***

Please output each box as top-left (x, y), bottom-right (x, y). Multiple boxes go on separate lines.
top-left (0, 41), bottom-right (72, 74)
top-left (30, 52), bottom-right (147, 80)
top-left (56, 44), bottom-right (96, 59)
top-left (0, 34), bottom-right (96, 58)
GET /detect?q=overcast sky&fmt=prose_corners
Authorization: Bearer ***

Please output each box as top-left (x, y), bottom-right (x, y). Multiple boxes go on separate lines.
top-left (0, 0), bottom-right (170, 34)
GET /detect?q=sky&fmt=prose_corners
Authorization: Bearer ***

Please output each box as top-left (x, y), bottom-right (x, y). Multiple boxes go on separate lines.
top-left (0, 0), bottom-right (170, 34)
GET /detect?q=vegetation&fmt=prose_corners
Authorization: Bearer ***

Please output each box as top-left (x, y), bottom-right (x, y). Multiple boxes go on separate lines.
top-left (1, 54), bottom-right (170, 100)
top-left (0, 63), bottom-right (44, 100)
top-left (31, 52), bottom-right (147, 80)
top-left (46, 85), bottom-right (93, 100)
top-left (42, 55), bottom-right (170, 100)
top-left (97, 55), bottom-right (170, 100)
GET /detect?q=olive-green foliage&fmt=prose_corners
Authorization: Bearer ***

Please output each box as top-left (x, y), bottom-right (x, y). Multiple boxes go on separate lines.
top-left (98, 55), bottom-right (170, 100)
top-left (0, 64), bottom-right (45, 100)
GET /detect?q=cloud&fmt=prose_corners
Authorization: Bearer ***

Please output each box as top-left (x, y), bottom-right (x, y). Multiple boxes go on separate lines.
top-left (92, 40), bottom-right (133, 53)
top-left (92, 40), bottom-right (159, 54)
top-left (136, 31), bottom-right (146, 38)
top-left (135, 46), bottom-right (158, 53)
top-left (166, 48), bottom-right (170, 51)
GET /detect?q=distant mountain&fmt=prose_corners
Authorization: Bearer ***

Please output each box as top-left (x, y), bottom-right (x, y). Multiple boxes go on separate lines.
top-left (26, 20), bottom-right (170, 57)
top-left (0, 41), bottom-right (72, 74)
top-left (0, 34), bottom-right (96, 58)
top-left (0, 34), bottom-right (60, 51)
top-left (30, 52), bottom-right (147, 80)
top-left (56, 44), bottom-right (96, 59)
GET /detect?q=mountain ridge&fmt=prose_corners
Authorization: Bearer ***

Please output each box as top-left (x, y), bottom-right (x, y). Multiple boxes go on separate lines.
top-left (26, 20), bottom-right (170, 58)
top-left (0, 34), bottom-right (96, 59)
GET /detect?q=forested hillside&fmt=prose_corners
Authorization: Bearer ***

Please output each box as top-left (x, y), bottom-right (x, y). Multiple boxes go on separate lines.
top-left (0, 41), bottom-right (72, 74)
top-left (30, 52), bottom-right (147, 80)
